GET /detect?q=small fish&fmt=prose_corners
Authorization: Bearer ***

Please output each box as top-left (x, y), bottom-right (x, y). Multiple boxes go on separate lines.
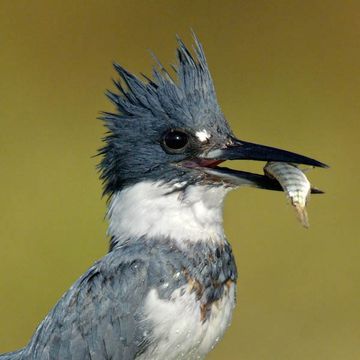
top-left (264, 161), bottom-right (311, 228)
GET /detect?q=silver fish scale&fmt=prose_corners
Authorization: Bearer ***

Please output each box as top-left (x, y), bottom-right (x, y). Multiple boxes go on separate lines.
top-left (264, 161), bottom-right (311, 227)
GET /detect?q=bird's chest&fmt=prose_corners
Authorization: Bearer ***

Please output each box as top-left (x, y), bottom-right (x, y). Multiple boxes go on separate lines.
top-left (140, 242), bottom-right (237, 360)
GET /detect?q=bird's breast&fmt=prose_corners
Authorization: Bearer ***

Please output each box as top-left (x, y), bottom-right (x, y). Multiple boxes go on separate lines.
top-left (141, 279), bottom-right (236, 360)
top-left (139, 241), bottom-right (238, 360)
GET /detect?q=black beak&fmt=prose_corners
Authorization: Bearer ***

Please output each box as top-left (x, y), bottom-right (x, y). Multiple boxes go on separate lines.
top-left (198, 138), bottom-right (328, 191)
top-left (206, 138), bottom-right (328, 168)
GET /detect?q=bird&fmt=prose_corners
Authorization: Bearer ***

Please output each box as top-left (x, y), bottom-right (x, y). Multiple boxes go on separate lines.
top-left (0, 35), bottom-right (327, 360)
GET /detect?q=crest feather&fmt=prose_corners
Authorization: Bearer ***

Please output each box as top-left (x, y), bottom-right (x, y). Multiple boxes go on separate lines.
top-left (102, 35), bottom-right (220, 125)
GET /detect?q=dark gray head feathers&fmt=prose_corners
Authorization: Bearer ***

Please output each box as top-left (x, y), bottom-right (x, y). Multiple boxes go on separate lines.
top-left (99, 35), bottom-right (232, 194)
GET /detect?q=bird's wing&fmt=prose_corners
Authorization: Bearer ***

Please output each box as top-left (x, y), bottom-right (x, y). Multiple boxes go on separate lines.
top-left (26, 251), bottom-right (152, 360)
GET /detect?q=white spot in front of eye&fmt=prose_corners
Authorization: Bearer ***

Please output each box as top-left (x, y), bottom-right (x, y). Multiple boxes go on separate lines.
top-left (196, 129), bottom-right (211, 142)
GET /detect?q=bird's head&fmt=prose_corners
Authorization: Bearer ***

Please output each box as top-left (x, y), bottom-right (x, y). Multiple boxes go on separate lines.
top-left (99, 36), bottom-right (326, 197)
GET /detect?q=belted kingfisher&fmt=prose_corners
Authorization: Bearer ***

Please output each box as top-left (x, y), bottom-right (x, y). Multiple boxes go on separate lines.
top-left (0, 36), bottom-right (326, 360)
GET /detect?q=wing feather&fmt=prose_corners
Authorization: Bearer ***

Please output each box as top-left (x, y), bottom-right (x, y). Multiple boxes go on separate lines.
top-left (25, 252), bottom-right (151, 360)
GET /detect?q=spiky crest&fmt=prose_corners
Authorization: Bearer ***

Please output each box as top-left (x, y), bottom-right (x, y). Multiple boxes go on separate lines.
top-left (102, 35), bottom-right (220, 128)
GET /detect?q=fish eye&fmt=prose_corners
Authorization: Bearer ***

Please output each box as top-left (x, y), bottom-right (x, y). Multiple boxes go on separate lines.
top-left (162, 129), bottom-right (189, 153)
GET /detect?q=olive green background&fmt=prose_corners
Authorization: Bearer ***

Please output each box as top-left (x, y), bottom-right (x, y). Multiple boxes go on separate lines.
top-left (0, 1), bottom-right (359, 359)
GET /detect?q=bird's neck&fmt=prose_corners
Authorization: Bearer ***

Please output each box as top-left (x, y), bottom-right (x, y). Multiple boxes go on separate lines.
top-left (107, 181), bottom-right (230, 249)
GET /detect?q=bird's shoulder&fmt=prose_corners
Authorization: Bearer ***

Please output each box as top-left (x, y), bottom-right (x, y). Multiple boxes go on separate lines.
top-left (25, 242), bottom-right (157, 360)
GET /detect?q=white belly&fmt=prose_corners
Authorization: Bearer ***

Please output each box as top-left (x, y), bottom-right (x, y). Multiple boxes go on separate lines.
top-left (139, 282), bottom-right (236, 360)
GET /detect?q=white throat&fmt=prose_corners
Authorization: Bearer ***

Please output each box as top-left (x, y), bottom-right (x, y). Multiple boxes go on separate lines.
top-left (107, 181), bottom-right (230, 246)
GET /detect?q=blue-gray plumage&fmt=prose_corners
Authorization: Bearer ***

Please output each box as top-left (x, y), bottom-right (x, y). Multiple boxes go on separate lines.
top-left (0, 35), bottom-right (326, 360)
top-left (2, 240), bottom-right (234, 359)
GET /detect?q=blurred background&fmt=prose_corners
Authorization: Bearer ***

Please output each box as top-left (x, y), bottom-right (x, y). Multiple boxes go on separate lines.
top-left (0, 1), bottom-right (359, 359)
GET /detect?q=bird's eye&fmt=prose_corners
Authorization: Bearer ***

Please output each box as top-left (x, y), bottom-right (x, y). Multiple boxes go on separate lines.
top-left (162, 129), bottom-right (189, 153)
